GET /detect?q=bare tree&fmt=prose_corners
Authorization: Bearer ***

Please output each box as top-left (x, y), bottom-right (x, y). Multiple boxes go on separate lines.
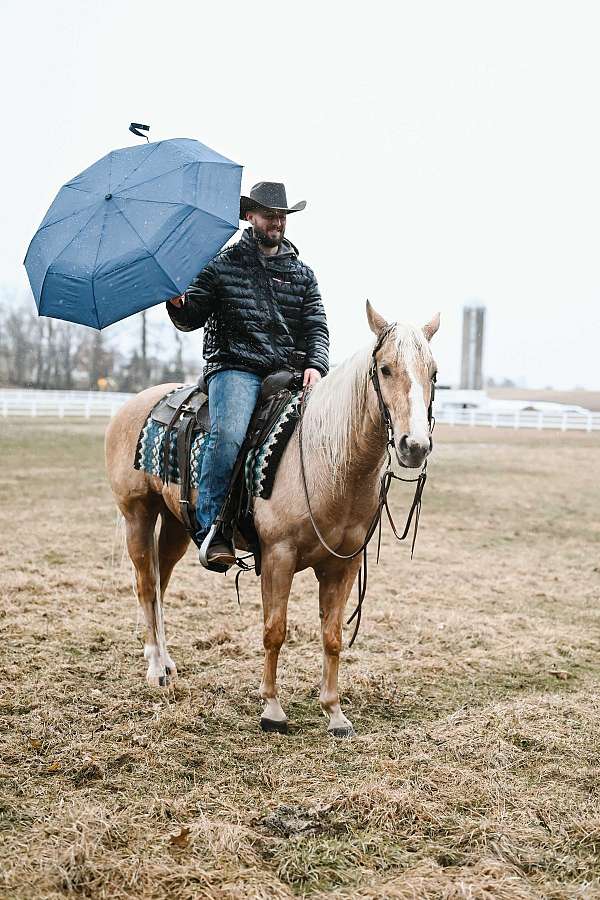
top-left (0, 291), bottom-right (188, 391)
top-left (3, 308), bottom-right (36, 387)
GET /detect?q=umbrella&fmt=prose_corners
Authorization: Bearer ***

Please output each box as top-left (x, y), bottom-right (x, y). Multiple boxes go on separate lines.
top-left (24, 136), bottom-right (242, 328)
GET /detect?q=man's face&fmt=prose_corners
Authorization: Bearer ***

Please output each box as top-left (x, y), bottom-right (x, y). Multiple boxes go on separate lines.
top-left (247, 208), bottom-right (287, 248)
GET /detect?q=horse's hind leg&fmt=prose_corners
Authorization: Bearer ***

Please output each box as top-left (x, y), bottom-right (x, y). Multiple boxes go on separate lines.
top-left (154, 506), bottom-right (190, 683)
top-left (317, 558), bottom-right (362, 737)
top-left (124, 499), bottom-right (176, 688)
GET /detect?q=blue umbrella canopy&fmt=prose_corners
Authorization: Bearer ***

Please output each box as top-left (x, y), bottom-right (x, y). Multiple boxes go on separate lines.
top-left (24, 138), bottom-right (242, 328)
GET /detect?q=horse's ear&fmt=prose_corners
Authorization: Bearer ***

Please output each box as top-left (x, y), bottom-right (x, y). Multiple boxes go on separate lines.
top-left (366, 300), bottom-right (389, 336)
top-left (422, 312), bottom-right (440, 342)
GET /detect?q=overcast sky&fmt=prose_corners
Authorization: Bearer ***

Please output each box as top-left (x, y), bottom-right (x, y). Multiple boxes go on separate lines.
top-left (2, 0), bottom-right (599, 389)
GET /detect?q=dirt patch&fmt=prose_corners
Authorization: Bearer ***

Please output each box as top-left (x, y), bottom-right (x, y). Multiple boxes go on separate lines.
top-left (1, 420), bottom-right (599, 898)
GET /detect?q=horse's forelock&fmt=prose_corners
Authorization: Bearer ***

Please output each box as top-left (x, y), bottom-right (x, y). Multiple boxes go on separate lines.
top-left (389, 322), bottom-right (431, 373)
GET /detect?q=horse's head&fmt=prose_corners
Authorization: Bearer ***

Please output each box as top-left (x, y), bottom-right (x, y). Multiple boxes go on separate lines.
top-left (366, 301), bottom-right (440, 469)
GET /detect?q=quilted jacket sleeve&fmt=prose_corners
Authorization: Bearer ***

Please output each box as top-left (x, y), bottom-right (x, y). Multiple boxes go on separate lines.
top-left (302, 271), bottom-right (329, 376)
top-left (166, 263), bottom-right (218, 332)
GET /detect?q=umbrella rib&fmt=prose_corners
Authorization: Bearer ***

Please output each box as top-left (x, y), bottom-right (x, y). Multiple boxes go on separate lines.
top-left (86, 151), bottom-right (115, 328)
top-left (149, 205), bottom-right (236, 255)
top-left (113, 197), bottom-right (186, 206)
top-left (89, 196), bottom-right (112, 330)
top-left (110, 141), bottom-right (162, 194)
top-left (62, 184), bottom-right (95, 195)
top-left (117, 159), bottom-right (239, 198)
top-left (34, 199), bottom-right (100, 235)
top-left (48, 205), bottom-right (103, 272)
top-left (114, 162), bottom-right (190, 197)
top-left (117, 196), bottom-right (240, 228)
top-left (102, 203), bottom-right (181, 293)
top-left (188, 210), bottom-right (240, 232)
top-left (88, 205), bottom-right (233, 281)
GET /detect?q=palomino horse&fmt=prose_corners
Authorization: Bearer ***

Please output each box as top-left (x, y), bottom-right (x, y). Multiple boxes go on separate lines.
top-left (105, 302), bottom-right (439, 736)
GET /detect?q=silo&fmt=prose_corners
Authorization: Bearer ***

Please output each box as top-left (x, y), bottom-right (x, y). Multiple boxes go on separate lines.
top-left (460, 305), bottom-right (486, 389)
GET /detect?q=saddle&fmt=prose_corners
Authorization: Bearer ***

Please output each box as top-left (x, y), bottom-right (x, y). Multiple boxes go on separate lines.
top-left (150, 377), bottom-right (211, 430)
top-left (150, 360), bottom-right (304, 565)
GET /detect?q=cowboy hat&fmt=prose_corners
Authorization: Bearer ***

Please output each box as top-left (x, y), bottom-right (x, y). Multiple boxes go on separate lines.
top-left (239, 182), bottom-right (306, 219)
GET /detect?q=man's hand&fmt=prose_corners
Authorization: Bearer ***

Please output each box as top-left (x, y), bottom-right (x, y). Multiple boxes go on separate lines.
top-left (168, 294), bottom-right (185, 308)
top-left (303, 368), bottom-right (321, 388)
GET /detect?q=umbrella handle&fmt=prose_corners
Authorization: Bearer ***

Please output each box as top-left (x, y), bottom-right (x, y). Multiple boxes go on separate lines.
top-left (129, 123), bottom-right (150, 142)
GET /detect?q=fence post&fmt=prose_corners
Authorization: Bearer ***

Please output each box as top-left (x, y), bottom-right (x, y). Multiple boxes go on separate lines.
top-left (587, 413), bottom-right (593, 433)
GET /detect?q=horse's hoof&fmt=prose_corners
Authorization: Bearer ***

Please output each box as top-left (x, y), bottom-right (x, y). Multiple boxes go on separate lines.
top-left (328, 725), bottom-right (356, 739)
top-left (148, 667), bottom-right (177, 689)
top-left (260, 717), bottom-right (288, 734)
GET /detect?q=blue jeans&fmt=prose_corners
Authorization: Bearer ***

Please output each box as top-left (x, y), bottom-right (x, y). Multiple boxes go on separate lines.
top-left (195, 369), bottom-right (263, 536)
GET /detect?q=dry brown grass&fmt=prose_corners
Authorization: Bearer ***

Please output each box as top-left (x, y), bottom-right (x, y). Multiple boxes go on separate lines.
top-left (1, 421), bottom-right (599, 899)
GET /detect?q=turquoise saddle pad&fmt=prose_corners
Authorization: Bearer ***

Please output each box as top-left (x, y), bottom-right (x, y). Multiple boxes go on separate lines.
top-left (134, 389), bottom-right (301, 500)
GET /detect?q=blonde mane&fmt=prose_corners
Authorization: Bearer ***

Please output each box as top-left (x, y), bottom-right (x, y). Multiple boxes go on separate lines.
top-left (300, 323), bottom-right (431, 487)
top-left (300, 343), bottom-right (372, 486)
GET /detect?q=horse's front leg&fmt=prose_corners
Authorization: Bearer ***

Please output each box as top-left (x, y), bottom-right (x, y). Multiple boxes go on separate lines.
top-left (259, 544), bottom-right (296, 733)
top-left (316, 558), bottom-right (362, 737)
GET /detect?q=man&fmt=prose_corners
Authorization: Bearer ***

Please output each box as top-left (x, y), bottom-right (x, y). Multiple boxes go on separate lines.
top-left (167, 181), bottom-right (329, 568)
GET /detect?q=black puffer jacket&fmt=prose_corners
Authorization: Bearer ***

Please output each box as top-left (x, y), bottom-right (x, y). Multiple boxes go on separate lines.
top-left (166, 228), bottom-right (329, 379)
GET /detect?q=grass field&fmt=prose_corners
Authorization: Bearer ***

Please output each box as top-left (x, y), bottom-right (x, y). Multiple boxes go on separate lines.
top-left (1, 420), bottom-right (599, 899)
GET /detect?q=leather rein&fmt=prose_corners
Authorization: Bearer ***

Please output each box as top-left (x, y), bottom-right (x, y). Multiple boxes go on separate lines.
top-left (298, 325), bottom-right (436, 646)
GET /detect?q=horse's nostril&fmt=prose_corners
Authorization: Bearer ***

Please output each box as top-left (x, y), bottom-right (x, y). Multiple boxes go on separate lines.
top-left (399, 433), bottom-right (409, 453)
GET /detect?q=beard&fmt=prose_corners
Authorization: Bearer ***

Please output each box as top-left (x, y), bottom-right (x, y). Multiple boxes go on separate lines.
top-left (253, 222), bottom-right (285, 249)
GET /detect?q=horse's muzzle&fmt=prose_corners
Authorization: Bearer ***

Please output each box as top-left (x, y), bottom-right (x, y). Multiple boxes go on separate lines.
top-left (396, 433), bottom-right (431, 469)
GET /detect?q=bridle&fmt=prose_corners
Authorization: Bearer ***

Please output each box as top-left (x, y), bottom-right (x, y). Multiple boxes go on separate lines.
top-left (368, 324), bottom-right (436, 458)
top-left (298, 323), bottom-right (436, 646)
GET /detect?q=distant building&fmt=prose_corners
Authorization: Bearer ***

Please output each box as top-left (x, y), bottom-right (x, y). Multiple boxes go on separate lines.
top-left (460, 305), bottom-right (486, 389)
top-left (433, 387), bottom-right (590, 416)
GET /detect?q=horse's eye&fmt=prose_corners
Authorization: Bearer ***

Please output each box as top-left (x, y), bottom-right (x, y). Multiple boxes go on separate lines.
top-left (380, 364), bottom-right (392, 377)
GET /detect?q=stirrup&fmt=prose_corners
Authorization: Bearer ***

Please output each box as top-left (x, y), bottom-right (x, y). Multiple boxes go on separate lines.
top-left (198, 524), bottom-right (234, 573)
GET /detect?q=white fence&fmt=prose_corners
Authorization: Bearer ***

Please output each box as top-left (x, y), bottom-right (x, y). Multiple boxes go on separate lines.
top-left (1, 389), bottom-right (599, 432)
top-left (0, 389), bottom-right (134, 419)
top-left (434, 406), bottom-right (600, 432)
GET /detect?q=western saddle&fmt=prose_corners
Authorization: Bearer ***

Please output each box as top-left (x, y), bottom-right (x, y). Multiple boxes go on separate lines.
top-left (150, 357), bottom-right (305, 568)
